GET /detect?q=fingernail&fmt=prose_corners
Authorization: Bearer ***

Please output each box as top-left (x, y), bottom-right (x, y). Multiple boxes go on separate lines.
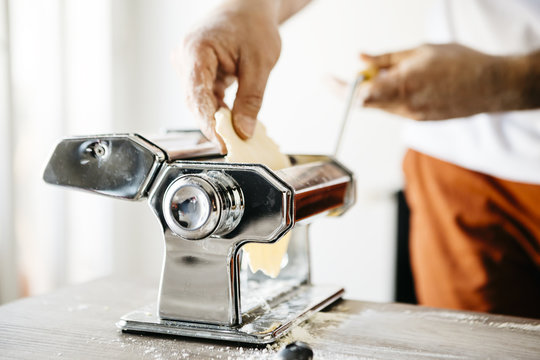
top-left (234, 115), bottom-right (256, 139)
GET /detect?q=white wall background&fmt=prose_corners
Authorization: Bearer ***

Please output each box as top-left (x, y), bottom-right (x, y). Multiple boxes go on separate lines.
top-left (1, 0), bottom-right (433, 303)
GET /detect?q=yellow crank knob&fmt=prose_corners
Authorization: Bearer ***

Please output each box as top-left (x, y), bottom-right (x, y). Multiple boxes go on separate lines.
top-left (358, 64), bottom-right (378, 81)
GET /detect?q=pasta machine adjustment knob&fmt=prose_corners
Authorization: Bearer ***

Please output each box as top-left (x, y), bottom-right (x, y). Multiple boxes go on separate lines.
top-left (163, 171), bottom-right (244, 240)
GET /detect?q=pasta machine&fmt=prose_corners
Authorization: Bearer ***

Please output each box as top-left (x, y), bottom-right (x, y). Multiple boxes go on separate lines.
top-left (43, 131), bottom-right (355, 344)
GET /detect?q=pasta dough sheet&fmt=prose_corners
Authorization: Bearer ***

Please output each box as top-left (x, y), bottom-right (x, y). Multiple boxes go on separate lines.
top-left (215, 107), bottom-right (291, 278)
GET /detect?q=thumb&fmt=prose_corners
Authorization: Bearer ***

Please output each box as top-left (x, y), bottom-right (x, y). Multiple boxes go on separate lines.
top-left (232, 60), bottom-right (272, 139)
top-left (360, 49), bottom-right (414, 69)
top-left (360, 69), bottom-right (400, 106)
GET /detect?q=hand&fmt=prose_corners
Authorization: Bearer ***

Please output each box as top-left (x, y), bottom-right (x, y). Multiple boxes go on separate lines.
top-left (174, 0), bottom-right (282, 152)
top-left (359, 43), bottom-right (530, 120)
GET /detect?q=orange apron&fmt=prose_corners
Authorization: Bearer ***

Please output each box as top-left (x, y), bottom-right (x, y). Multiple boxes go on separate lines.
top-left (403, 149), bottom-right (540, 318)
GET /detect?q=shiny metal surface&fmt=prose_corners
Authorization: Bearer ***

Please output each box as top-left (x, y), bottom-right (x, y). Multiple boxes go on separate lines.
top-left (43, 132), bottom-right (222, 200)
top-left (206, 171), bottom-right (245, 236)
top-left (118, 284), bottom-right (344, 344)
top-left (43, 134), bottom-right (165, 200)
top-left (43, 131), bottom-right (356, 343)
top-left (241, 225), bottom-right (311, 315)
top-left (162, 172), bottom-right (244, 240)
top-left (150, 162), bottom-right (294, 325)
top-left (151, 158), bottom-right (354, 328)
top-left (277, 158), bottom-right (355, 221)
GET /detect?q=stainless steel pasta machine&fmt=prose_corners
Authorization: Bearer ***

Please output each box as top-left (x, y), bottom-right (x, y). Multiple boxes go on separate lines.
top-left (43, 131), bottom-right (355, 343)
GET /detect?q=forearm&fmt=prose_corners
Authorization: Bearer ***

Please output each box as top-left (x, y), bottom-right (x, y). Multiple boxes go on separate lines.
top-left (360, 44), bottom-right (540, 121)
top-left (495, 50), bottom-right (540, 112)
top-left (517, 50), bottom-right (540, 110)
top-left (276, 0), bottom-right (312, 23)
top-left (222, 0), bottom-right (311, 24)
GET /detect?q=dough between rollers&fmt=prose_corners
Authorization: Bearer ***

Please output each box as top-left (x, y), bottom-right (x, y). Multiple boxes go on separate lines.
top-left (215, 107), bottom-right (291, 278)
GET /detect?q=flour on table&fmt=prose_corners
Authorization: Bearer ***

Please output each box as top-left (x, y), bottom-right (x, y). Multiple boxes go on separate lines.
top-left (215, 107), bottom-right (291, 278)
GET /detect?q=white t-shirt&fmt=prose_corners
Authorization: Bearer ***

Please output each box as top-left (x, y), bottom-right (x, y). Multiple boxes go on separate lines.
top-left (403, 0), bottom-right (540, 184)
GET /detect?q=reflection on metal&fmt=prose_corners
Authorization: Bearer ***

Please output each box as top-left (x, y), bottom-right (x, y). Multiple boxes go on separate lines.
top-left (43, 131), bottom-right (356, 343)
top-left (162, 171), bottom-right (244, 240)
top-left (119, 285), bottom-right (344, 344)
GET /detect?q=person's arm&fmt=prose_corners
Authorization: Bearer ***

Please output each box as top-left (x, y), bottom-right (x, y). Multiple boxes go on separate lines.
top-left (359, 43), bottom-right (540, 121)
top-left (521, 49), bottom-right (540, 111)
top-left (175, 0), bottom-right (311, 152)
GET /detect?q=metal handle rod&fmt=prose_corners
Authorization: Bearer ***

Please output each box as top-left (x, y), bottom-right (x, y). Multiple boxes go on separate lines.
top-left (333, 74), bottom-right (364, 157)
top-left (333, 65), bottom-right (378, 157)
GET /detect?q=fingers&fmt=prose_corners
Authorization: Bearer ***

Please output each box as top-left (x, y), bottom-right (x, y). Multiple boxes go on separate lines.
top-left (213, 73), bottom-right (236, 109)
top-left (232, 57), bottom-right (273, 139)
top-left (357, 49), bottom-right (412, 107)
top-left (360, 49), bottom-right (415, 69)
top-left (360, 69), bottom-right (400, 105)
top-left (361, 69), bottom-right (430, 120)
top-left (358, 46), bottom-right (443, 120)
top-left (178, 41), bottom-right (228, 153)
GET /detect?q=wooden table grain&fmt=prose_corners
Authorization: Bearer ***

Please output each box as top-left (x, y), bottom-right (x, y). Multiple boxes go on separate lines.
top-left (1, 277), bottom-right (539, 359)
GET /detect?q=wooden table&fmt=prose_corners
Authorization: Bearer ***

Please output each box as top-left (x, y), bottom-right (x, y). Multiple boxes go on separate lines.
top-left (1, 278), bottom-right (539, 359)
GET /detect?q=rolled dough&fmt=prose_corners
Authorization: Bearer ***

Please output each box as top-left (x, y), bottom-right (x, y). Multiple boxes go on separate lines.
top-left (215, 107), bottom-right (291, 278)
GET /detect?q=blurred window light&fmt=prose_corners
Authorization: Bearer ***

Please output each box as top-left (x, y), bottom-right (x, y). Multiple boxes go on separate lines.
top-left (2, 0), bottom-right (114, 301)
